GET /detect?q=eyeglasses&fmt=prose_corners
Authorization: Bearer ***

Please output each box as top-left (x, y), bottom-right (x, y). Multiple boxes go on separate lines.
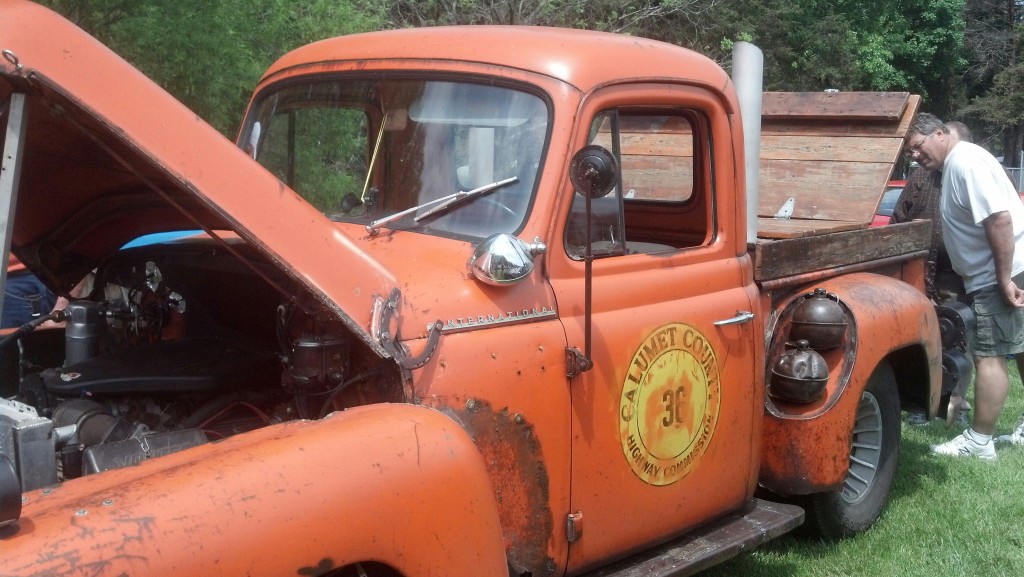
top-left (905, 132), bottom-right (936, 157)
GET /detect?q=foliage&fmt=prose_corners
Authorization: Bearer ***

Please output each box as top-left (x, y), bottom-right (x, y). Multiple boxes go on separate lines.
top-left (687, 0), bottom-right (966, 113)
top-left (366, 0), bottom-right (722, 34)
top-left (960, 0), bottom-right (1024, 162)
top-left (962, 0), bottom-right (1019, 87)
top-left (968, 59), bottom-right (1024, 128)
top-left (257, 105), bottom-right (368, 214)
top-left (367, 0), bottom-right (967, 116)
top-left (34, 0), bottom-right (1024, 162)
top-left (39, 0), bottom-right (381, 136)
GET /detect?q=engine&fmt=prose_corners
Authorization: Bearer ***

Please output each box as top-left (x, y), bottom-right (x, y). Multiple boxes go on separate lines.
top-left (0, 240), bottom-right (399, 500)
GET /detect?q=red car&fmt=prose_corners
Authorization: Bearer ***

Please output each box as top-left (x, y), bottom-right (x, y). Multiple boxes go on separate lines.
top-left (871, 180), bottom-right (906, 227)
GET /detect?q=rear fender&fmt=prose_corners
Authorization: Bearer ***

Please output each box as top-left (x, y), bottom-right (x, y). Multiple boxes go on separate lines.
top-left (759, 273), bottom-right (940, 495)
top-left (1, 403), bottom-right (508, 577)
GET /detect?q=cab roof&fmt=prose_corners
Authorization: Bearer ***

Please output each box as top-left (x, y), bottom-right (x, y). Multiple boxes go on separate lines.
top-left (261, 25), bottom-right (733, 100)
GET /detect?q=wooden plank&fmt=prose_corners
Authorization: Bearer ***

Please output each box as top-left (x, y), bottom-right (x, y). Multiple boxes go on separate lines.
top-left (757, 159), bottom-right (893, 221)
top-left (760, 135), bottom-right (901, 163)
top-left (761, 94), bottom-right (921, 138)
top-left (762, 98), bottom-right (917, 140)
top-left (896, 95), bottom-right (922, 139)
top-left (616, 114), bottom-right (693, 133)
top-left (620, 133), bottom-right (694, 157)
top-left (619, 154), bottom-right (695, 201)
top-left (762, 92), bottom-right (910, 120)
top-left (755, 218), bottom-right (864, 239)
top-left (753, 220), bottom-right (931, 280)
top-left (762, 121), bottom-right (911, 138)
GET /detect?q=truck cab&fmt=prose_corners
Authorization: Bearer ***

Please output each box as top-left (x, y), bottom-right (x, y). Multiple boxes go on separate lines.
top-left (236, 27), bottom-right (765, 574)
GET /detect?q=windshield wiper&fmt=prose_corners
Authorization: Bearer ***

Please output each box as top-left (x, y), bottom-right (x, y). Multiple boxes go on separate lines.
top-left (366, 176), bottom-right (517, 236)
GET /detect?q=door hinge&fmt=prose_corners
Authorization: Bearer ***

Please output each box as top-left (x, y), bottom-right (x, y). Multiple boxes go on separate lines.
top-left (565, 347), bottom-right (593, 378)
top-left (566, 511), bottom-right (583, 543)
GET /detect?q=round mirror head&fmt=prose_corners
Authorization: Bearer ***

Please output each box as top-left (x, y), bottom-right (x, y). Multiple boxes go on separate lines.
top-left (569, 145), bottom-right (618, 198)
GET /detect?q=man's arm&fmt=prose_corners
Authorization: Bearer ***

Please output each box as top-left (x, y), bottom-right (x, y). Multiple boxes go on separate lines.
top-left (983, 210), bottom-right (1024, 306)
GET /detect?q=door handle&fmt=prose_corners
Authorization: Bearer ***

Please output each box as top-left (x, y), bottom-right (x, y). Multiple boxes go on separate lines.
top-left (714, 310), bottom-right (755, 326)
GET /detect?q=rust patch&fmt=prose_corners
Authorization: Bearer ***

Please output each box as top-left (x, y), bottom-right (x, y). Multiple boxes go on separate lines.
top-left (441, 399), bottom-right (554, 577)
top-left (760, 415), bottom-right (848, 494)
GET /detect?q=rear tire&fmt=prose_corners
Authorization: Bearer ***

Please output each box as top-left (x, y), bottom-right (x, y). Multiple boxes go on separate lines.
top-left (801, 362), bottom-right (900, 539)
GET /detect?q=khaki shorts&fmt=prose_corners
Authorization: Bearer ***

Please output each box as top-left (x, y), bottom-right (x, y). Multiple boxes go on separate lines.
top-left (969, 272), bottom-right (1024, 357)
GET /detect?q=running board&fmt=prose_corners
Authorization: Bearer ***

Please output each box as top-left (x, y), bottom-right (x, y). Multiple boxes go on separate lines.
top-left (580, 499), bottom-right (805, 577)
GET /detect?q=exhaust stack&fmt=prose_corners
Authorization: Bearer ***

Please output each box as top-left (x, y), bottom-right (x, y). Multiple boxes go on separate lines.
top-left (732, 41), bottom-right (763, 244)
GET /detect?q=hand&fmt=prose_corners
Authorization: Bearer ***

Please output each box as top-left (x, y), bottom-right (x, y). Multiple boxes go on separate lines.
top-left (1002, 280), bottom-right (1024, 307)
top-left (39, 296), bottom-right (69, 328)
top-left (946, 394), bottom-right (968, 428)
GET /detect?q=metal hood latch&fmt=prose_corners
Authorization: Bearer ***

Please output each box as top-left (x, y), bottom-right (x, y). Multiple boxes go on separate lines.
top-left (375, 288), bottom-right (443, 372)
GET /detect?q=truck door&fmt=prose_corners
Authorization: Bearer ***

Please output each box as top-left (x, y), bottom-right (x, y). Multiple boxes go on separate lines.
top-left (547, 85), bottom-right (764, 572)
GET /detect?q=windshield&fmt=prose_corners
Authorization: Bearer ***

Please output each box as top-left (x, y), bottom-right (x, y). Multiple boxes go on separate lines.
top-left (240, 78), bottom-right (549, 239)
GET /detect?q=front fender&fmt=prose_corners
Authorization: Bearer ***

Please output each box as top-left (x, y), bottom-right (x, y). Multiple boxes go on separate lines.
top-left (760, 273), bottom-right (941, 495)
top-left (1, 403), bottom-right (508, 577)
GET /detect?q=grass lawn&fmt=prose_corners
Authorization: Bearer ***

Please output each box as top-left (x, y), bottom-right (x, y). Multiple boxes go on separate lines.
top-left (703, 362), bottom-right (1024, 577)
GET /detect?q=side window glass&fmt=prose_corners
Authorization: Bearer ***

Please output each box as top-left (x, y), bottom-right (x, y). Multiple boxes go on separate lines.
top-left (565, 108), bottom-right (710, 260)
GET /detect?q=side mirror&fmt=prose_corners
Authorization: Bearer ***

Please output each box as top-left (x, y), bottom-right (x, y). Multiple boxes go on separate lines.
top-left (566, 144), bottom-right (617, 376)
top-left (468, 234), bottom-right (547, 286)
top-left (570, 145), bottom-right (618, 198)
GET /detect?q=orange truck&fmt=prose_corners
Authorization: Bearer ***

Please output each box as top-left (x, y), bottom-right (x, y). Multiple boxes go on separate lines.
top-left (1, 2), bottom-right (948, 576)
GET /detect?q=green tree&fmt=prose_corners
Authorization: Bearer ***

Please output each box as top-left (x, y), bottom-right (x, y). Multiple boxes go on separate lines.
top-left (839, 0), bottom-right (966, 118)
top-left (686, 0), bottom-right (966, 116)
top-left (961, 0), bottom-right (1024, 165)
top-left (36, 0), bottom-right (981, 146)
top-left (367, 0), bottom-right (721, 32)
top-left (39, 0), bottom-right (380, 136)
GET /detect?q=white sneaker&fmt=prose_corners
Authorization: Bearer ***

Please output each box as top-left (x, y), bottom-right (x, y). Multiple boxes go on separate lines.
top-left (995, 414), bottom-right (1024, 445)
top-left (931, 431), bottom-right (997, 460)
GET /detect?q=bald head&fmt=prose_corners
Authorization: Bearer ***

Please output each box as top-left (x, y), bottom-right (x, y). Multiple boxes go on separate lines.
top-left (946, 120), bottom-right (972, 144)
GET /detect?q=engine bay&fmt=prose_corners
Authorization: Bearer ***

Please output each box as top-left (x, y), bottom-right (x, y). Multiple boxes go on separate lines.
top-left (1, 238), bottom-right (401, 493)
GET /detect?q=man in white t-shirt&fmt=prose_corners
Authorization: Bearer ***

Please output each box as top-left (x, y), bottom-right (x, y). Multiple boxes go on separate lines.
top-left (906, 112), bottom-right (1024, 459)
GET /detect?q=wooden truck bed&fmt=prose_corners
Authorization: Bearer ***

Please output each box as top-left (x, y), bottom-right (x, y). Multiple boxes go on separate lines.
top-left (752, 91), bottom-right (928, 282)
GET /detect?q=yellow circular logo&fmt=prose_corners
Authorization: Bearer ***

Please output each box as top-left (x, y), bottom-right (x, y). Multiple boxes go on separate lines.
top-left (619, 323), bottom-right (721, 486)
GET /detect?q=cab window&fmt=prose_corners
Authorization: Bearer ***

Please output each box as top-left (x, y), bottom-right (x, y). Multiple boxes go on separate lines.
top-left (565, 108), bottom-right (712, 259)
top-left (242, 79), bottom-right (548, 241)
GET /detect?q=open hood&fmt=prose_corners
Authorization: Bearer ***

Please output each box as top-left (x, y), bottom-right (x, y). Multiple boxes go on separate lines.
top-left (0, 0), bottom-right (396, 348)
